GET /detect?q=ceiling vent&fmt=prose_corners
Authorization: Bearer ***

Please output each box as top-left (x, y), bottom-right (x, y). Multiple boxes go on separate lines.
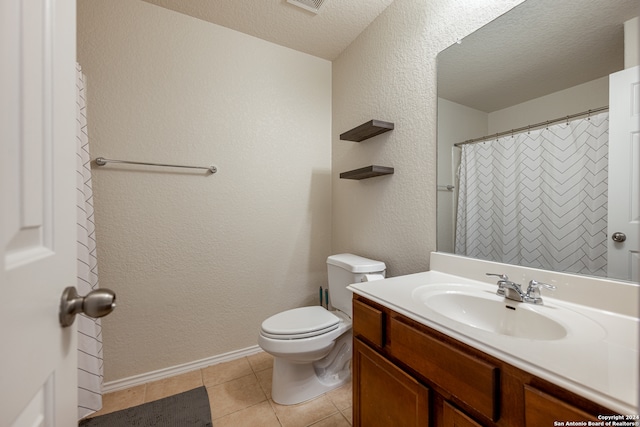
top-left (287, 0), bottom-right (326, 14)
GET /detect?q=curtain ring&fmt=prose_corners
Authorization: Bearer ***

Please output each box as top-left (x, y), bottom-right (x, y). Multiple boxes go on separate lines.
top-left (527, 125), bottom-right (531, 134)
top-left (546, 120), bottom-right (550, 130)
top-left (587, 109), bottom-right (591, 120)
top-left (566, 115), bottom-right (570, 125)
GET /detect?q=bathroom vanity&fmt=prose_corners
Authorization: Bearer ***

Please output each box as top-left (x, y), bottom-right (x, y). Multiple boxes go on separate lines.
top-left (348, 253), bottom-right (639, 426)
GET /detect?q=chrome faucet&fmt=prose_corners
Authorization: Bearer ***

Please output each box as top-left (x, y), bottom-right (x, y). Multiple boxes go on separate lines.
top-left (486, 273), bottom-right (556, 305)
top-left (525, 280), bottom-right (556, 305)
top-left (485, 273), bottom-right (514, 297)
top-left (503, 281), bottom-right (527, 302)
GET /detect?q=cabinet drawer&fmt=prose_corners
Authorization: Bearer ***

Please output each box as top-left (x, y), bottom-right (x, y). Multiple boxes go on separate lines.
top-left (389, 316), bottom-right (500, 421)
top-left (353, 299), bottom-right (384, 347)
top-left (524, 386), bottom-right (597, 426)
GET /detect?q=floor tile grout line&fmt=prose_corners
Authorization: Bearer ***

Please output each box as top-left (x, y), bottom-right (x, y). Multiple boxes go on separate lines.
top-left (95, 353), bottom-right (352, 426)
top-left (208, 398), bottom-right (272, 422)
top-left (266, 399), bottom-right (285, 427)
top-left (305, 409), bottom-right (347, 427)
top-left (204, 370), bottom-right (263, 390)
top-left (207, 370), bottom-right (271, 422)
top-left (142, 383), bottom-right (148, 404)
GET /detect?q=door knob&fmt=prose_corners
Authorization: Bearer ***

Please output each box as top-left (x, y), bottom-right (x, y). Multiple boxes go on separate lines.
top-left (59, 287), bottom-right (116, 327)
top-left (611, 232), bottom-right (627, 243)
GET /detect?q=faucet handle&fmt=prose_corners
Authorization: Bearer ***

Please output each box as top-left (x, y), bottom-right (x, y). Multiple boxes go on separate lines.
top-left (526, 280), bottom-right (556, 304)
top-left (486, 273), bottom-right (510, 296)
top-left (527, 279), bottom-right (556, 292)
top-left (486, 273), bottom-right (509, 281)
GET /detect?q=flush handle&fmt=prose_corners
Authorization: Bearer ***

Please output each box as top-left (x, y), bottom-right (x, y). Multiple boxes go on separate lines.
top-left (59, 287), bottom-right (116, 327)
top-left (611, 232), bottom-right (627, 243)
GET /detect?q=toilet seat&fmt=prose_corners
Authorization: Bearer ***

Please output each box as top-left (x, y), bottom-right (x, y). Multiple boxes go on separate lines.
top-left (261, 306), bottom-right (340, 340)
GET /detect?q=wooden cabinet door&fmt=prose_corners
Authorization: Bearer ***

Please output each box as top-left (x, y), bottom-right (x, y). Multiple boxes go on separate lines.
top-left (524, 386), bottom-right (598, 426)
top-left (443, 401), bottom-right (483, 427)
top-left (353, 339), bottom-right (430, 427)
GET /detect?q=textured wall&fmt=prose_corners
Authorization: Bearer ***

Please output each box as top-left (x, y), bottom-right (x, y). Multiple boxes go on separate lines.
top-left (77, 0), bottom-right (332, 381)
top-left (76, 0), bottom-right (529, 382)
top-left (331, 0), bottom-right (525, 276)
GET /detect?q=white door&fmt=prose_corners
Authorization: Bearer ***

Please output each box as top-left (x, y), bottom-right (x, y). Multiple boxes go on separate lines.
top-left (608, 65), bottom-right (640, 282)
top-left (1, 1), bottom-right (78, 426)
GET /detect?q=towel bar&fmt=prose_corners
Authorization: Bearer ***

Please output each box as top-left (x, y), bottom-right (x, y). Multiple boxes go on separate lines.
top-left (95, 157), bottom-right (217, 174)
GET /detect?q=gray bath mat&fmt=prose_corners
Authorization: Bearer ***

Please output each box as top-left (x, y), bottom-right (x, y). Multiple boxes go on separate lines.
top-left (79, 386), bottom-right (212, 426)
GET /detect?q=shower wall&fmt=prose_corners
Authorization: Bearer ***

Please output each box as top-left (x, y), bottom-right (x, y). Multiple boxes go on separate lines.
top-left (77, 0), bottom-right (331, 382)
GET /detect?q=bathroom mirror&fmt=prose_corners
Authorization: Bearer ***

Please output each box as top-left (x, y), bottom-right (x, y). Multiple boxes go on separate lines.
top-left (436, 0), bottom-right (639, 281)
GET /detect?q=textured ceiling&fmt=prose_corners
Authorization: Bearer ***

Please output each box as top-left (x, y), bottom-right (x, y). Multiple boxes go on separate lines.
top-left (437, 0), bottom-right (639, 112)
top-left (142, 0), bottom-right (395, 60)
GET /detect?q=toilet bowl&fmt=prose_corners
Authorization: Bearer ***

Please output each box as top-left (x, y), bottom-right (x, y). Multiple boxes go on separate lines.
top-left (258, 254), bottom-right (386, 405)
top-left (259, 307), bottom-right (352, 404)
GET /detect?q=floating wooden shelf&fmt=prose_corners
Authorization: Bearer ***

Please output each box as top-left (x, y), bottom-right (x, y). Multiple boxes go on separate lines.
top-left (340, 165), bottom-right (394, 180)
top-left (340, 120), bottom-right (394, 142)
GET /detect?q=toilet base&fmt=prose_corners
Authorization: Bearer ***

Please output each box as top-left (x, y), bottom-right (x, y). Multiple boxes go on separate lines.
top-left (271, 332), bottom-right (352, 405)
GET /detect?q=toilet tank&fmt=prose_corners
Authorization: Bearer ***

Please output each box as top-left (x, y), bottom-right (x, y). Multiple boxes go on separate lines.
top-left (326, 254), bottom-right (386, 317)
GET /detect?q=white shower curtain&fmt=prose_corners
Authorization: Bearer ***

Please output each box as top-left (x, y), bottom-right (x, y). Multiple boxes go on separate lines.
top-left (455, 112), bottom-right (609, 277)
top-left (76, 63), bottom-right (104, 419)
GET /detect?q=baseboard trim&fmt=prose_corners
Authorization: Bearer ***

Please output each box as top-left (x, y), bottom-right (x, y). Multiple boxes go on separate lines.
top-left (102, 345), bottom-right (264, 393)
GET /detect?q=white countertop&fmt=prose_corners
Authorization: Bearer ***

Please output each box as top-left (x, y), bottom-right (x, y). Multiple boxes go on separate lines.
top-left (348, 254), bottom-right (639, 415)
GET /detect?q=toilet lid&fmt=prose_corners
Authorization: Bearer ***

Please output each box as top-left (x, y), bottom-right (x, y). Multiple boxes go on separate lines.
top-left (261, 306), bottom-right (340, 339)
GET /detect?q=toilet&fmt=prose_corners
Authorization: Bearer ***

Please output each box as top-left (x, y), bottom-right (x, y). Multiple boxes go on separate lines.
top-left (258, 253), bottom-right (386, 405)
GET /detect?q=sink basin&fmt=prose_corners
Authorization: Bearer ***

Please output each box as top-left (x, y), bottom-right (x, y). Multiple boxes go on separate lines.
top-left (423, 291), bottom-right (566, 340)
top-left (411, 284), bottom-right (604, 341)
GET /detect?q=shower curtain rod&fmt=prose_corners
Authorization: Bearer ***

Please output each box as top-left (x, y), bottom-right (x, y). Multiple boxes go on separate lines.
top-left (95, 157), bottom-right (217, 174)
top-left (453, 106), bottom-right (608, 147)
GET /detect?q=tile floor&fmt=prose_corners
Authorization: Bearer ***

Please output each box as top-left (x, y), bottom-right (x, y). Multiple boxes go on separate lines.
top-left (89, 351), bottom-right (352, 427)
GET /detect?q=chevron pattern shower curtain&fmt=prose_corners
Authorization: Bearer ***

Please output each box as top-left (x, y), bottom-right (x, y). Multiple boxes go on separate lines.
top-left (76, 64), bottom-right (104, 419)
top-left (455, 112), bottom-right (609, 277)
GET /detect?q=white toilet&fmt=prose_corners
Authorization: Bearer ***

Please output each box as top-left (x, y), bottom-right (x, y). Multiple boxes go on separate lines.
top-left (258, 253), bottom-right (386, 405)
